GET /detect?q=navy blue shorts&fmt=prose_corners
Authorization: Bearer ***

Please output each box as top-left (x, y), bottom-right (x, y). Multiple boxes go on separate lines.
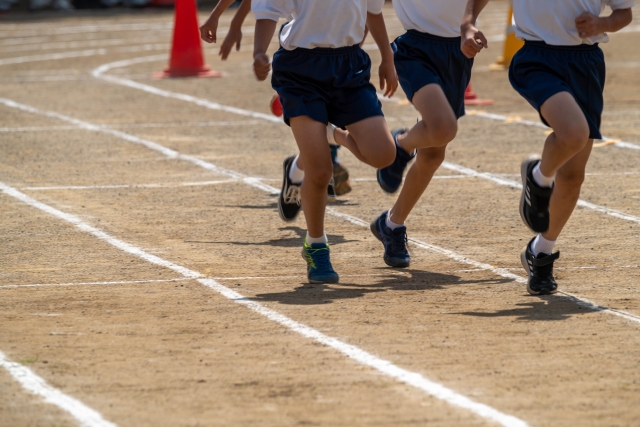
top-left (271, 45), bottom-right (383, 128)
top-left (393, 30), bottom-right (473, 119)
top-left (509, 41), bottom-right (606, 140)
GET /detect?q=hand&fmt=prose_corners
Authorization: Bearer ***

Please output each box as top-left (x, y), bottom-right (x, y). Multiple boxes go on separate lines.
top-left (220, 28), bottom-right (243, 60)
top-left (378, 58), bottom-right (398, 98)
top-left (460, 23), bottom-right (487, 58)
top-left (200, 16), bottom-right (219, 44)
top-left (575, 12), bottom-right (604, 38)
top-left (253, 53), bottom-right (271, 81)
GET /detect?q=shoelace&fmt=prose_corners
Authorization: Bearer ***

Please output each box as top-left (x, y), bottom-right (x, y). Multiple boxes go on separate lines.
top-left (389, 231), bottom-right (409, 254)
top-left (307, 247), bottom-right (332, 270)
top-left (531, 261), bottom-right (554, 283)
top-left (284, 185), bottom-right (301, 205)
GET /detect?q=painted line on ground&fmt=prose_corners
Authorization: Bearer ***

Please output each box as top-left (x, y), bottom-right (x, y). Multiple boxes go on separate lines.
top-left (0, 278), bottom-right (191, 289)
top-left (0, 181), bottom-right (530, 427)
top-left (3, 96), bottom-right (640, 326)
top-left (0, 120), bottom-right (263, 133)
top-left (91, 57), bottom-right (640, 227)
top-left (23, 180), bottom-right (237, 191)
top-left (465, 110), bottom-right (640, 151)
top-left (0, 49), bottom-right (107, 66)
top-left (0, 350), bottom-right (116, 427)
top-left (92, 56), bottom-right (281, 124)
top-left (440, 161), bottom-right (640, 226)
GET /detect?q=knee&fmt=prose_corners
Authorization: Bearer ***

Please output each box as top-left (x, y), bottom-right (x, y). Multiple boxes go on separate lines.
top-left (305, 164), bottom-right (333, 188)
top-left (371, 141), bottom-right (397, 169)
top-left (415, 148), bottom-right (446, 170)
top-left (425, 119), bottom-right (457, 147)
top-left (555, 124), bottom-right (590, 153)
top-left (556, 168), bottom-right (586, 188)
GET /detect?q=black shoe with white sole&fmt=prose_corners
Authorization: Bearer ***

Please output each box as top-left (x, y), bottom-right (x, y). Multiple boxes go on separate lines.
top-left (520, 155), bottom-right (553, 233)
top-left (278, 155), bottom-right (302, 222)
top-left (521, 237), bottom-right (560, 295)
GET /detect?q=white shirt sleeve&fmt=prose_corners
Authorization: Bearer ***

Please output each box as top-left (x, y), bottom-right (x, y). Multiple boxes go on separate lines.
top-left (252, 0), bottom-right (295, 21)
top-left (367, 0), bottom-right (385, 14)
top-left (607, 0), bottom-right (636, 9)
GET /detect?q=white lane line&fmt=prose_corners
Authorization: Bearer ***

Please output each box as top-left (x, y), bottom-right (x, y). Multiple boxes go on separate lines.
top-left (0, 278), bottom-right (191, 289)
top-left (92, 56), bottom-right (281, 124)
top-left (440, 161), bottom-right (640, 226)
top-left (0, 49), bottom-right (107, 66)
top-left (23, 180), bottom-right (237, 191)
top-left (465, 110), bottom-right (640, 151)
top-left (0, 181), bottom-right (529, 427)
top-left (3, 98), bottom-right (640, 325)
top-left (0, 350), bottom-right (116, 427)
top-left (0, 120), bottom-right (263, 132)
top-left (91, 57), bottom-right (640, 227)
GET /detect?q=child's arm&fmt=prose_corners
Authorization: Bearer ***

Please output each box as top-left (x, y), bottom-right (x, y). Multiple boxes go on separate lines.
top-left (366, 12), bottom-right (398, 98)
top-left (220, 0), bottom-right (252, 60)
top-left (575, 8), bottom-right (633, 38)
top-left (460, 0), bottom-right (490, 58)
top-left (200, 0), bottom-right (240, 44)
top-left (253, 19), bottom-right (277, 81)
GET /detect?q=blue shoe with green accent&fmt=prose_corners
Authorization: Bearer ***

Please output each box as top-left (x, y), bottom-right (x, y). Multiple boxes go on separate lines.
top-left (301, 242), bottom-right (340, 284)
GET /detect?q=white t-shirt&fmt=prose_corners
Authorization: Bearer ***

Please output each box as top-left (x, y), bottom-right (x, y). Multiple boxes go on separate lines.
top-left (252, 0), bottom-right (385, 50)
top-left (513, 0), bottom-right (636, 45)
top-left (392, 0), bottom-right (468, 38)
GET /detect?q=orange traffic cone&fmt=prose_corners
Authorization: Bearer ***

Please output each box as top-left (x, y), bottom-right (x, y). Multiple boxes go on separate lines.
top-left (464, 83), bottom-right (493, 106)
top-left (153, 0), bottom-right (221, 78)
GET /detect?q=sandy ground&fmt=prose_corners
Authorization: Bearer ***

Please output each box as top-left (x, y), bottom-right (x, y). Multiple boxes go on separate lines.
top-left (1, 2), bottom-right (640, 426)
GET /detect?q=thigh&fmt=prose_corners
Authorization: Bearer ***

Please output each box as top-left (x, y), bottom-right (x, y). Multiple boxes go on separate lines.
top-left (289, 116), bottom-right (333, 173)
top-left (540, 91), bottom-right (589, 137)
top-left (345, 116), bottom-right (395, 162)
top-left (412, 84), bottom-right (458, 131)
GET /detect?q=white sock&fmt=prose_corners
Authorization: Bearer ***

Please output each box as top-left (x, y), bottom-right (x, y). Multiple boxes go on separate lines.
top-left (289, 155), bottom-right (305, 184)
top-left (327, 124), bottom-right (338, 146)
top-left (385, 211), bottom-right (403, 230)
top-left (531, 234), bottom-right (556, 256)
top-left (306, 232), bottom-right (328, 245)
top-left (532, 162), bottom-right (555, 188)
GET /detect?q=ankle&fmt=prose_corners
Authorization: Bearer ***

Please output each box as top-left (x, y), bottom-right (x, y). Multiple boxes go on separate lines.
top-left (306, 232), bottom-right (328, 245)
top-left (532, 162), bottom-right (555, 188)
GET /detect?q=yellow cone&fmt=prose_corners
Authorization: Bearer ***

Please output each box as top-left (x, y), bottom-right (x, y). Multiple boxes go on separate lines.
top-left (489, 5), bottom-right (524, 71)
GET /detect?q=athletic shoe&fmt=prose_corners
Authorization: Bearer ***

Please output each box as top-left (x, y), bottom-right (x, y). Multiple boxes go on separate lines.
top-left (521, 237), bottom-right (560, 295)
top-left (377, 128), bottom-right (415, 194)
top-left (278, 155), bottom-right (302, 222)
top-left (370, 211), bottom-right (410, 268)
top-left (302, 241), bottom-right (340, 283)
top-left (332, 163), bottom-right (352, 196)
top-left (327, 177), bottom-right (337, 202)
top-left (520, 155), bottom-right (553, 233)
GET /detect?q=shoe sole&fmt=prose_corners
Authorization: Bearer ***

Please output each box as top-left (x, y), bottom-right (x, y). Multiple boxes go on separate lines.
top-left (520, 154), bottom-right (541, 233)
top-left (520, 245), bottom-right (557, 296)
top-left (370, 216), bottom-right (410, 268)
top-left (278, 156), bottom-right (300, 223)
top-left (308, 276), bottom-right (340, 284)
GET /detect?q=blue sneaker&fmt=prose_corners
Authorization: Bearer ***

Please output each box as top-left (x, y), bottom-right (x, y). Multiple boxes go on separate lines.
top-left (377, 128), bottom-right (415, 194)
top-left (301, 242), bottom-right (340, 284)
top-left (370, 211), bottom-right (410, 268)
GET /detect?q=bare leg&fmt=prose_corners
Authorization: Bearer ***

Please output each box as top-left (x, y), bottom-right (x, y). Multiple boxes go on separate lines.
top-left (388, 84), bottom-right (458, 224)
top-left (539, 92), bottom-right (591, 177)
top-left (543, 139), bottom-right (593, 241)
top-left (332, 116), bottom-right (396, 169)
top-left (289, 116), bottom-right (333, 238)
top-left (396, 84), bottom-right (458, 153)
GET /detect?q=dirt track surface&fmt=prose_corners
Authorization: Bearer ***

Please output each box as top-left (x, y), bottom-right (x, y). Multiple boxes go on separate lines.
top-left (1, 2), bottom-right (640, 426)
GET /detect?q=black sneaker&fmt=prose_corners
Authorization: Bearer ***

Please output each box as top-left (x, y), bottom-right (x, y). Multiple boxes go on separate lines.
top-left (376, 128), bottom-right (415, 194)
top-left (370, 211), bottom-right (410, 268)
top-left (278, 155), bottom-right (302, 222)
top-left (520, 155), bottom-right (553, 233)
top-left (521, 237), bottom-right (560, 295)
